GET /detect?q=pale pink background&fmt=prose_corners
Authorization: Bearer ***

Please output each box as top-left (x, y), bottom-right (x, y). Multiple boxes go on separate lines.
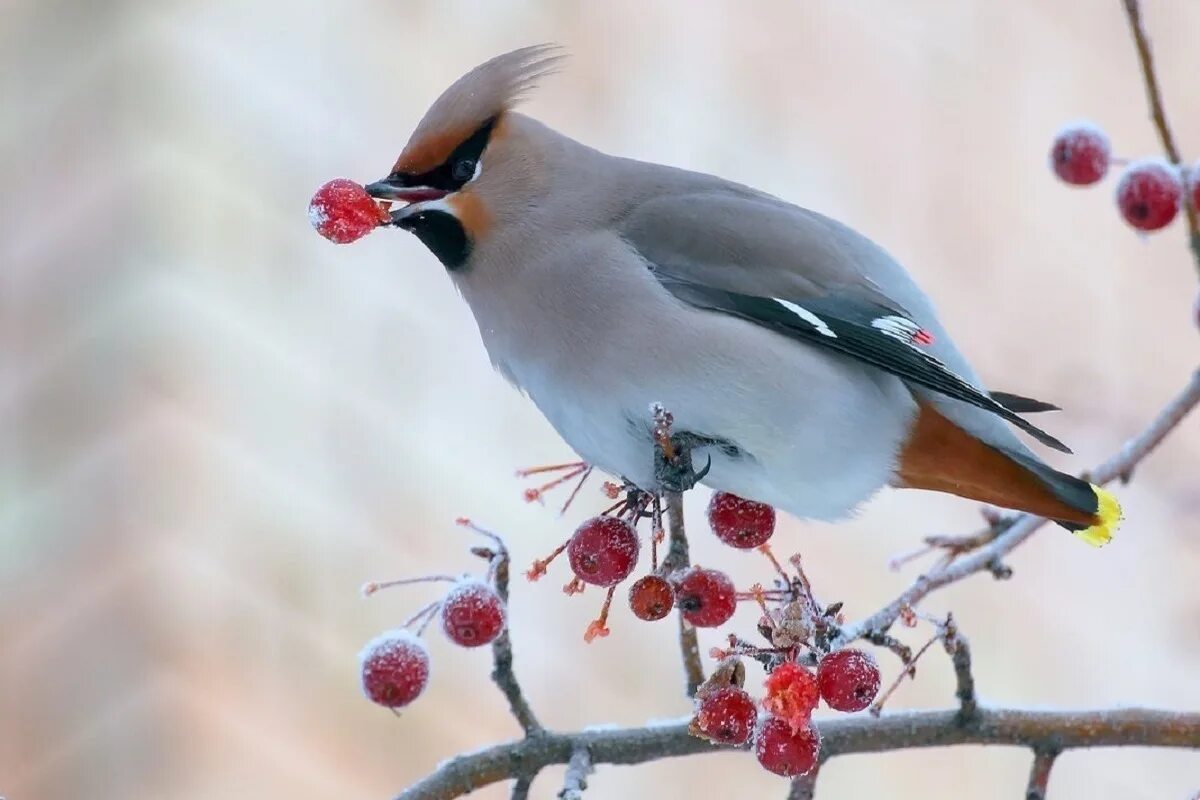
top-left (2, 1), bottom-right (1198, 798)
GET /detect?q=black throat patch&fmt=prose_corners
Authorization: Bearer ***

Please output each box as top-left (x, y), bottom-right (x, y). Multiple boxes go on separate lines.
top-left (397, 210), bottom-right (470, 271)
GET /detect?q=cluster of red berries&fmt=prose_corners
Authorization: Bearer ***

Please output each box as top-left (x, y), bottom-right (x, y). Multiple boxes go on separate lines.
top-left (358, 523), bottom-right (508, 710)
top-left (692, 649), bottom-right (881, 777)
top-left (1050, 122), bottom-right (1198, 232)
top-left (309, 178), bottom-right (390, 244)
top-left (527, 490), bottom-right (775, 639)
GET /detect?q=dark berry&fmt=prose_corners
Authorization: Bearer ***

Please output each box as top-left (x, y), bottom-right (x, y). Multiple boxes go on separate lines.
top-left (309, 178), bottom-right (388, 244)
top-left (817, 649), bottom-right (881, 712)
top-left (628, 575), bottom-right (674, 621)
top-left (441, 580), bottom-right (506, 648)
top-left (707, 491), bottom-right (776, 549)
top-left (754, 717), bottom-right (821, 777)
top-left (1049, 124), bottom-right (1110, 186)
top-left (762, 660), bottom-right (819, 731)
top-left (359, 630), bottom-right (430, 708)
top-left (1116, 161), bottom-right (1182, 231)
top-left (672, 567), bottom-right (737, 628)
top-left (567, 516), bottom-right (639, 587)
top-left (694, 686), bottom-right (758, 745)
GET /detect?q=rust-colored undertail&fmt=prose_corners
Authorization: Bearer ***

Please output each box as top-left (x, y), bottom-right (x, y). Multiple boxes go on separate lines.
top-left (896, 401), bottom-right (1099, 527)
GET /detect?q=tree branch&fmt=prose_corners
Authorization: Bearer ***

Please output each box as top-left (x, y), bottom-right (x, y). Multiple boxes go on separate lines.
top-left (1024, 747), bottom-right (1059, 800)
top-left (395, 708), bottom-right (1200, 800)
top-left (509, 774), bottom-right (533, 800)
top-left (662, 490), bottom-right (705, 698)
top-left (489, 543), bottom-right (542, 735)
top-left (1120, 0), bottom-right (1200, 272)
top-left (786, 769), bottom-right (819, 800)
top-left (558, 747), bottom-right (593, 800)
top-left (835, 368), bottom-right (1200, 648)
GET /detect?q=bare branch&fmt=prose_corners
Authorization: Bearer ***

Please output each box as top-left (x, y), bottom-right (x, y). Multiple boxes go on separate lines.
top-left (510, 774), bottom-right (534, 800)
top-left (787, 768), bottom-right (819, 800)
top-left (489, 543), bottom-right (542, 735)
top-left (1120, 0), bottom-right (1200, 272)
top-left (558, 747), bottom-right (594, 800)
top-left (836, 369), bottom-right (1200, 647)
top-left (663, 490), bottom-right (705, 697)
top-left (1025, 748), bottom-right (1060, 800)
top-left (395, 708), bottom-right (1200, 800)
top-left (943, 620), bottom-right (977, 722)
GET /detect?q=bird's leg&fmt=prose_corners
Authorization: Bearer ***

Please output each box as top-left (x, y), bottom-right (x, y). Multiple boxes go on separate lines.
top-left (652, 431), bottom-right (713, 493)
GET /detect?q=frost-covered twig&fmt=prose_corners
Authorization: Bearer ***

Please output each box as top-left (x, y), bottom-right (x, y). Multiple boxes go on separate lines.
top-left (662, 490), bottom-right (705, 697)
top-left (1121, 0), bottom-right (1200, 272)
top-left (1024, 747), bottom-right (1059, 800)
top-left (558, 747), bottom-right (593, 800)
top-left (394, 708), bottom-right (1200, 800)
top-left (488, 539), bottom-right (542, 735)
top-left (509, 774), bottom-right (533, 800)
top-left (944, 620), bottom-right (977, 722)
top-left (835, 368), bottom-right (1200, 648)
top-left (786, 769), bottom-right (819, 800)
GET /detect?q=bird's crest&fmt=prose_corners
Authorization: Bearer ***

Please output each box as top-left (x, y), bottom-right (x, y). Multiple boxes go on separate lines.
top-left (395, 44), bottom-right (564, 175)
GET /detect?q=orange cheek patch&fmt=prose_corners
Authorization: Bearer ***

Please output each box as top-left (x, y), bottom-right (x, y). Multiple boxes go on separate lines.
top-left (449, 191), bottom-right (492, 240)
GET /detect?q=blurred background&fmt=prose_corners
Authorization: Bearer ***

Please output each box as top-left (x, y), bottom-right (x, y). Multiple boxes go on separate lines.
top-left (2, 1), bottom-right (1198, 798)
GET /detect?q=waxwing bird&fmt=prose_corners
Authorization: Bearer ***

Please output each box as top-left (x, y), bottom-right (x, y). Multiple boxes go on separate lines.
top-left (365, 45), bottom-right (1121, 545)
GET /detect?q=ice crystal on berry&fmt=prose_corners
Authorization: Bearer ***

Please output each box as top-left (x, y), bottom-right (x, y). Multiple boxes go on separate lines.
top-left (441, 579), bottom-right (506, 648)
top-left (359, 630), bottom-right (430, 709)
top-left (707, 491), bottom-right (776, 549)
top-left (673, 567), bottom-right (737, 628)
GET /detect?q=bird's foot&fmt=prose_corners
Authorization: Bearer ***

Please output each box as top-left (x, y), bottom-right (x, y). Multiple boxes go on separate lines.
top-left (653, 431), bottom-right (713, 493)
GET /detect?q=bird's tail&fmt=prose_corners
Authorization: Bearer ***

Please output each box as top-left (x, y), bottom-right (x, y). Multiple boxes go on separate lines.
top-left (896, 403), bottom-right (1122, 546)
top-left (1001, 450), bottom-right (1122, 547)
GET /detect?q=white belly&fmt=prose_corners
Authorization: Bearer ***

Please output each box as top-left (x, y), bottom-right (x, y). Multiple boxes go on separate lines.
top-left (500, 339), bottom-right (917, 523)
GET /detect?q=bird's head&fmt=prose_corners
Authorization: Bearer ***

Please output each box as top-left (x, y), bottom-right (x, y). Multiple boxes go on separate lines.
top-left (366, 45), bottom-right (563, 270)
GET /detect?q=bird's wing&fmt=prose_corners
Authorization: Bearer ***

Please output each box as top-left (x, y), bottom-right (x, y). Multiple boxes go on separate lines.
top-left (620, 186), bottom-right (1069, 453)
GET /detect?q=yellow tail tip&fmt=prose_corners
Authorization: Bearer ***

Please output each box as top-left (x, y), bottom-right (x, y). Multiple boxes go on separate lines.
top-left (1072, 485), bottom-right (1122, 547)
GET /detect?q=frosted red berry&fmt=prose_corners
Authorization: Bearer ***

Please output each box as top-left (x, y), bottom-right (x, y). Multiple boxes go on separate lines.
top-left (628, 574), bottom-right (674, 621)
top-left (567, 516), bottom-right (640, 587)
top-left (694, 686), bottom-right (758, 745)
top-left (817, 649), bottom-right (881, 712)
top-left (763, 660), bottom-right (820, 732)
top-left (441, 580), bottom-right (506, 648)
top-left (754, 717), bottom-right (821, 777)
top-left (672, 567), bottom-right (737, 628)
top-left (707, 491), bottom-right (776, 549)
top-left (359, 630), bottom-right (430, 709)
top-left (309, 178), bottom-right (388, 244)
top-left (1049, 124), bottom-right (1110, 186)
top-left (1116, 161), bottom-right (1182, 231)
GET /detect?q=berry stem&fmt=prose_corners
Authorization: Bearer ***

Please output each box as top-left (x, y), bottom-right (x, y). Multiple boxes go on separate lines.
top-left (514, 460), bottom-right (588, 477)
top-left (559, 466), bottom-right (594, 515)
top-left (523, 463), bottom-right (590, 503)
top-left (361, 575), bottom-right (459, 596)
top-left (584, 586), bottom-right (616, 643)
top-left (869, 630), bottom-right (940, 716)
top-left (402, 599), bottom-right (443, 634)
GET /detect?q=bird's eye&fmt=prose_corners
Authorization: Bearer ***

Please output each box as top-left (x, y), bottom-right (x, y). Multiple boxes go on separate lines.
top-left (451, 158), bottom-right (477, 183)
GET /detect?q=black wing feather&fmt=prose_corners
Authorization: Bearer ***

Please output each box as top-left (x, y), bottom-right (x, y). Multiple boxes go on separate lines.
top-left (656, 272), bottom-right (1072, 454)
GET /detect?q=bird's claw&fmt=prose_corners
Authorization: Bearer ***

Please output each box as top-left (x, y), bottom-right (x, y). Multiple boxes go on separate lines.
top-left (653, 432), bottom-right (713, 493)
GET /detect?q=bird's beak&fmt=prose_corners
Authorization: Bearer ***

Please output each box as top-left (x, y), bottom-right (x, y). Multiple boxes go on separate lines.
top-left (364, 178), bottom-right (450, 204)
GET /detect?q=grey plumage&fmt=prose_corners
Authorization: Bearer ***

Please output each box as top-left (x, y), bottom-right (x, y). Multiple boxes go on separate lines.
top-left (364, 48), bottom-right (1118, 539)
